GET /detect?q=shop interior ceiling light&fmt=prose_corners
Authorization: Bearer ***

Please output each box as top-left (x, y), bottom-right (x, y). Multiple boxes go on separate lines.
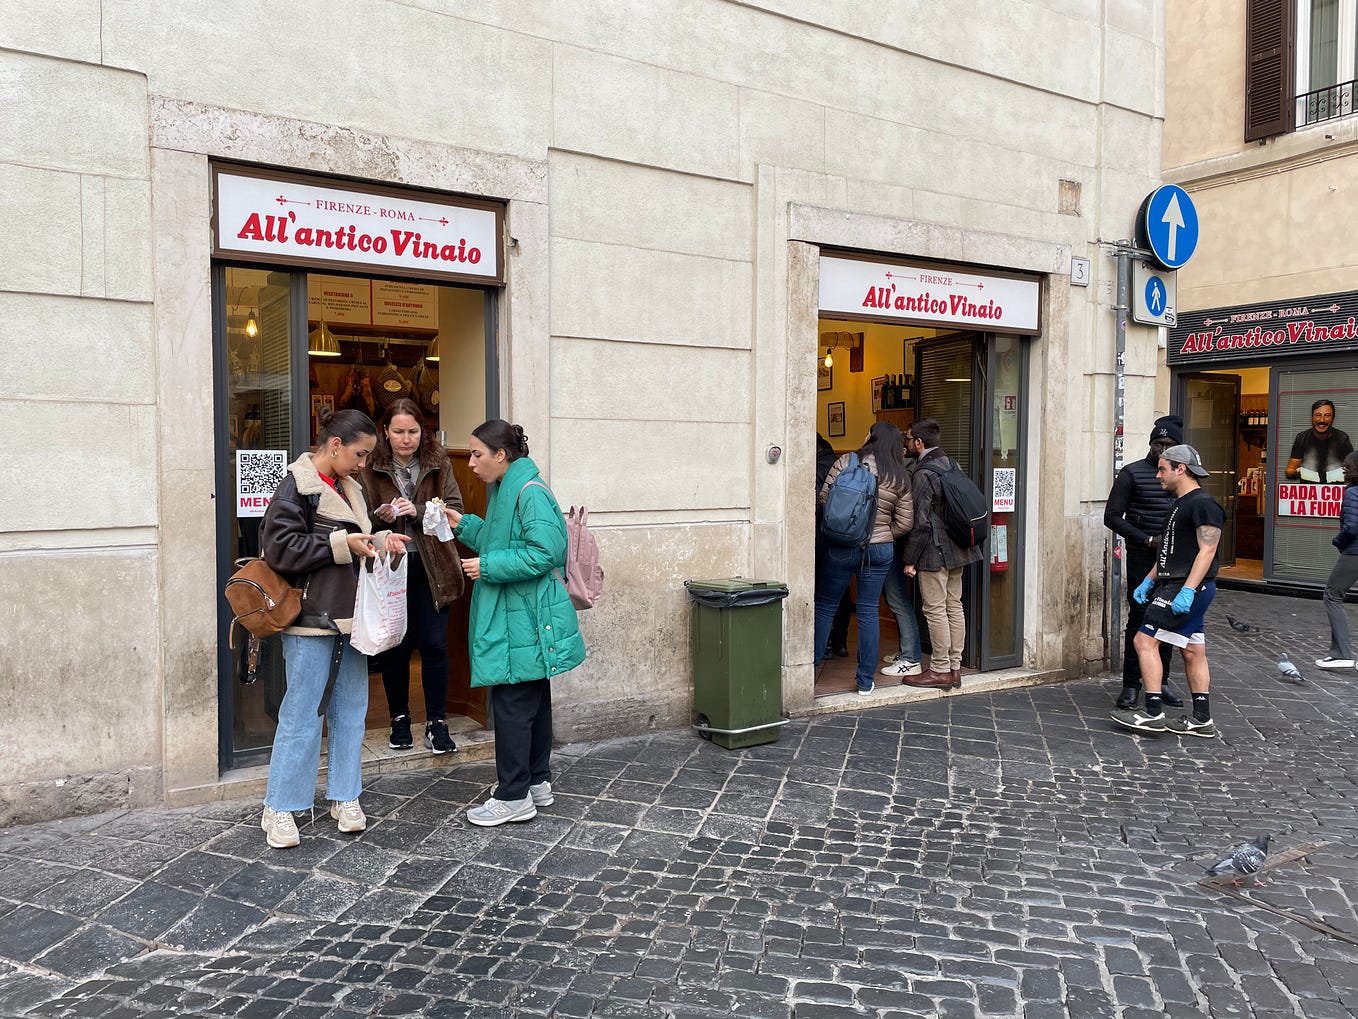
top-left (425, 336), bottom-right (440, 363)
top-left (308, 321), bottom-right (342, 357)
top-left (245, 309), bottom-right (259, 338)
top-left (824, 347), bottom-right (833, 368)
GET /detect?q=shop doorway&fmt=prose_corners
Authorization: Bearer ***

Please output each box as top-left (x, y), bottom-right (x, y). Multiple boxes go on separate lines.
top-left (813, 320), bottom-right (1027, 696)
top-left (213, 265), bottom-right (497, 769)
top-left (1179, 372), bottom-right (1241, 569)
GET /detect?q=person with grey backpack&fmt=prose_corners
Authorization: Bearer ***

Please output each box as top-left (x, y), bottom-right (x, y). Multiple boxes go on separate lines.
top-left (814, 422), bottom-right (914, 695)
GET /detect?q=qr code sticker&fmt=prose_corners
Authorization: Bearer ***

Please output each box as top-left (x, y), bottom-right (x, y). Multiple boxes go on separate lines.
top-left (992, 467), bottom-right (1016, 510)
top-left (238, 450), bottom-right (287, 495)
top-left (237, 450), bottom-right (287, 517)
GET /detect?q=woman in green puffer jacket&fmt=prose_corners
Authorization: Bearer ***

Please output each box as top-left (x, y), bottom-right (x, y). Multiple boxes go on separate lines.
top-left (441, 419), bottom-right (586, 826)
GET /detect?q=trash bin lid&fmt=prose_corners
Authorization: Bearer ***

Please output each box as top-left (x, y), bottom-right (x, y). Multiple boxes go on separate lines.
top-left (684, 578), bottom-right (784, 592)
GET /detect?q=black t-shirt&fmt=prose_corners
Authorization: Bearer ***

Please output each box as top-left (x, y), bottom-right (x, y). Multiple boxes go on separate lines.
top-left (1288, 427), bottom-right (1354, 480)
top-left (1156, 488), bottom-right (1225, 582)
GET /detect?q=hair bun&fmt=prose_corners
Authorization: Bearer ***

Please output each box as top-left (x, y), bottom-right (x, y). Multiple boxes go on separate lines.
top-left (316, 405), bottom-right (336, 430)
top-left (512, 424), bottom-right (530, 456)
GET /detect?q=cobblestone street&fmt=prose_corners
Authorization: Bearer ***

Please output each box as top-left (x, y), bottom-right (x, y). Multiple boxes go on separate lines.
top-left (3, 588), bottom-right (1358, 1018)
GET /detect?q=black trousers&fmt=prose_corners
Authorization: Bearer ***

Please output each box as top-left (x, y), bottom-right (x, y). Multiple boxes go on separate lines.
top-left (490, 678), bottom-right (553, 801)
top-left (378, 554), bottom-right (451, 721)
top-left (1123, 549), bottom-right (1174, 686)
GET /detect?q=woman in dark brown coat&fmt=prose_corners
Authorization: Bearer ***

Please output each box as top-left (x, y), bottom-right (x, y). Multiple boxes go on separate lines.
top-left (361, 398), bottom-right (466, 755)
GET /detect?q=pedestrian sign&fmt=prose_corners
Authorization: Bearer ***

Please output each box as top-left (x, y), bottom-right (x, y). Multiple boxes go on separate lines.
top-left (1132, 261), bottom-right (1177, 326)
top-left (1137, 184), bottom-right (1200, 270)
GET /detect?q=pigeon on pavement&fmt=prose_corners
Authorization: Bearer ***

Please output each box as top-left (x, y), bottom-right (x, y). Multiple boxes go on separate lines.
top-left (1206, 835), bottom-right (1271, 884)
top-left (1278, 654), bottom-right (1305, 684)
top-left (1225, 614), bottom-right (1260, 633)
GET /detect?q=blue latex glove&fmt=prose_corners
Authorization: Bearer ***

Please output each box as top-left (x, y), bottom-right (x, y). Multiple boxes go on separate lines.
top-left (1171, 586), bottom-right (1195, 614)
top-left (1132, 577), bottom-right (1154, 604)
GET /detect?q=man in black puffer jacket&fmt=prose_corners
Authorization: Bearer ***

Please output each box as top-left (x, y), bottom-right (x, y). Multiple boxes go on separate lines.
top-left (1105, 415), bottom-right (1184, 710)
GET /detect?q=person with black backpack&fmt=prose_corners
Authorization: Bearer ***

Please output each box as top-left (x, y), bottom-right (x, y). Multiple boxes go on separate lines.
top-left (815, 422), bottom-right (914, 695)
top-left (815, 433), bottom-right (853, 658)
top-left (901, 419), bottom-right (983, 690)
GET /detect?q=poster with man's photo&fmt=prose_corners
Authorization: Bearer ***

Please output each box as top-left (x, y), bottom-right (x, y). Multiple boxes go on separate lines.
top-left (1277, 396), bottom-right (1354, 518)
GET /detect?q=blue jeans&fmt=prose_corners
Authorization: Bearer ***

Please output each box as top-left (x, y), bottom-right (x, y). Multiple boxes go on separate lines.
top-left (882, 543), bottom-right (921, 662)
top-left (265, 634), bottom-right (370, 811)
top-left (814, 542), bottom-right (893, 690)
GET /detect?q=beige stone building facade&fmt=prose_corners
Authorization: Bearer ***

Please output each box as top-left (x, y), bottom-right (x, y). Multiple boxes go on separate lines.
top-left (1163, 0), bottom-right (1358, 588)
top-left (1, 2), bottom-right (1167, 823)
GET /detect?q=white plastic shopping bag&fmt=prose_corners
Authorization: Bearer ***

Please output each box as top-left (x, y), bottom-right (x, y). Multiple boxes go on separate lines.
top-left (350, 551), bottom-right (409, 655)
top-left (423, 500), bottom-right (455, 542)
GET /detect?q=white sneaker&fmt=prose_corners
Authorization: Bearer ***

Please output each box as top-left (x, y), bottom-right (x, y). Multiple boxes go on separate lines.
top-left (491, 781), bottom-right (554, 806)
top-left (330, 799), bottom-right (367, 833)
top-left (467, 795), bottom-right (537, 827)
top-left (882, 653), bottom-right (907, 663)
top-left (261, 806), bottom-right (299, 849)
top-left (881, 659), bottom-right (922, 677)
top-left (1316, 656), bottom-right (1356, 669)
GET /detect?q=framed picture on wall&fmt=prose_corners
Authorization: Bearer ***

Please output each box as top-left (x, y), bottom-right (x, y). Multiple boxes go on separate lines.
top-left (871, 375), bottom-right (886, 412)
top-left (817, 360), bottom-right (832, 391)
top-left (828, 401), bottom-right (846, 438)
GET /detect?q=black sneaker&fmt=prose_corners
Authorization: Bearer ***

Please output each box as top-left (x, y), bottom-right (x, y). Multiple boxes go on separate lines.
top-left (1110, 707), bottom-right (1167, 734)
top-left (1165, 714), bottom-right (1217, 738)
top-left (388, 714), bottom-right (413, 750)
top-left (425, 719), bottom-right (456, 755)
top-left (1115, 685), bottom-right (1140, 710)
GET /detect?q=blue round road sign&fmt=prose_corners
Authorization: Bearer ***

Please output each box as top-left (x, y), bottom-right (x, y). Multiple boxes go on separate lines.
top-left (1138, 184), bottom-right (1199, 270)
top-left (1144, 274), bottom-right (1167, 317)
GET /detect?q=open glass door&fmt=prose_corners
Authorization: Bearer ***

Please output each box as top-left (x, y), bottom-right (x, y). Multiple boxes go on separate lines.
top-left (917, 335), bottom-right (981, 667)
top-left (215, 266), bottom-right (307, 768)
top-left (1180, 373), bottom-right (1240, 567)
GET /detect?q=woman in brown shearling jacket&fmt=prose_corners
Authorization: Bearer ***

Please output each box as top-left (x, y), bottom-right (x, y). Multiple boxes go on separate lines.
top-left (360, 398), bottom-right (466, 755)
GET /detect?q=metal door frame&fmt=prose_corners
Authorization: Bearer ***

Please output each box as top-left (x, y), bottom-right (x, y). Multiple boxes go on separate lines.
top-left (213, 266), bottom-right (502, 772)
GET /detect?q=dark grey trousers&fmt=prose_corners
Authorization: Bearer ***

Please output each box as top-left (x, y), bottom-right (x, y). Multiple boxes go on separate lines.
top-left (1323, 554), bottom-right (1358, 660)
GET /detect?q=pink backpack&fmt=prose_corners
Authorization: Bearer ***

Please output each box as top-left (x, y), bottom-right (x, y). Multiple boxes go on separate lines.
top-left (519, 482), bottom-right (604, 610)
top-left (562, 505), bottom-right (604, 610)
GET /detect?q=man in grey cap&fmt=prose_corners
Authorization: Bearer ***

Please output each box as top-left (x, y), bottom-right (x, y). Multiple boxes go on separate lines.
top-left (1111, 444), bottom-right (1225, 738)
top-left (1104, 415), bottom-right (1184, 710)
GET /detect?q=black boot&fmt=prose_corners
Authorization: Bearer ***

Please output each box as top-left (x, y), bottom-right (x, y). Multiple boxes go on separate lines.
top-left (1115, 684), bottom-right (1140, 710)
top-left (1161, 683), bottom-right (1184, 709)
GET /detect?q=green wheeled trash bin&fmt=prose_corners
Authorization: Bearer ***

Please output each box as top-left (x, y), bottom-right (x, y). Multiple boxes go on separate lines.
top-left (684, 578), bottom-right (789, 749)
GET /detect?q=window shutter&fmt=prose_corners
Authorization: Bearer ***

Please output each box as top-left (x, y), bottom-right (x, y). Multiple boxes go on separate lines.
top-left (1245, 0), bottom-right (1296, 141)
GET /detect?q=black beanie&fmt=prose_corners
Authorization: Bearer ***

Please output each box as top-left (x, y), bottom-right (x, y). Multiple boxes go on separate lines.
top-left (1150, 415), bottom-right (1184, 444)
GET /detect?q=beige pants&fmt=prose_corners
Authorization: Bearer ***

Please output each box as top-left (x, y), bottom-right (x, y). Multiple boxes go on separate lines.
top-left (917, 566), bottom-right (966, 672)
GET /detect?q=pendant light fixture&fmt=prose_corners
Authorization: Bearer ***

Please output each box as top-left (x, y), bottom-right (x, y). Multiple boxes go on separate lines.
top-left (823, 346), bottom-right (834, 368)
top-left (424, 336), bottom-right (440, 363)
top-left (308, 321), bottom-right (341, 357)
top-left (245, 309), bottom-right (259, 338)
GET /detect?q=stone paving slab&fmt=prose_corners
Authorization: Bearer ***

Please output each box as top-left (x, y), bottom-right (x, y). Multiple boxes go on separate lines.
top-left (2, 587), bottom-right (1358, 1017)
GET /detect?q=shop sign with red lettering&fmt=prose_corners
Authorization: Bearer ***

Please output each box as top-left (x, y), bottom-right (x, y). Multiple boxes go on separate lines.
top-left (818, 255), bottom-right (1041, 335)
top-left (1276, 482), bottom-right (1344, 518)
top-left (1168, 289), bottom-right (1358, 366)
top-left (213, 165), bottom-right (503, 285)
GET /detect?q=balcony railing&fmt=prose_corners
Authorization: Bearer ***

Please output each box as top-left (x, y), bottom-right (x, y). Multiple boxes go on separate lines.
top-left (1297, 79), bottom-right (1356, 126)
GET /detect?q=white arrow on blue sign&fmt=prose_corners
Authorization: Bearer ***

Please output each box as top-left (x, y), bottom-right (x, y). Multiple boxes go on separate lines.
top-left (1138, 184), bottom-right (1199, 270)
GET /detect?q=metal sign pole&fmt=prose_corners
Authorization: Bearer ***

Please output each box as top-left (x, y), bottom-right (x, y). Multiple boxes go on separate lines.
top-left (1110, 245), bottom-right (1131, 675)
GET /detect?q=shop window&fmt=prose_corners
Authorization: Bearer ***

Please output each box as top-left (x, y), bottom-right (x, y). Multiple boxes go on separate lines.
top-left (1272, 367), bottom-right (1358, 580)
